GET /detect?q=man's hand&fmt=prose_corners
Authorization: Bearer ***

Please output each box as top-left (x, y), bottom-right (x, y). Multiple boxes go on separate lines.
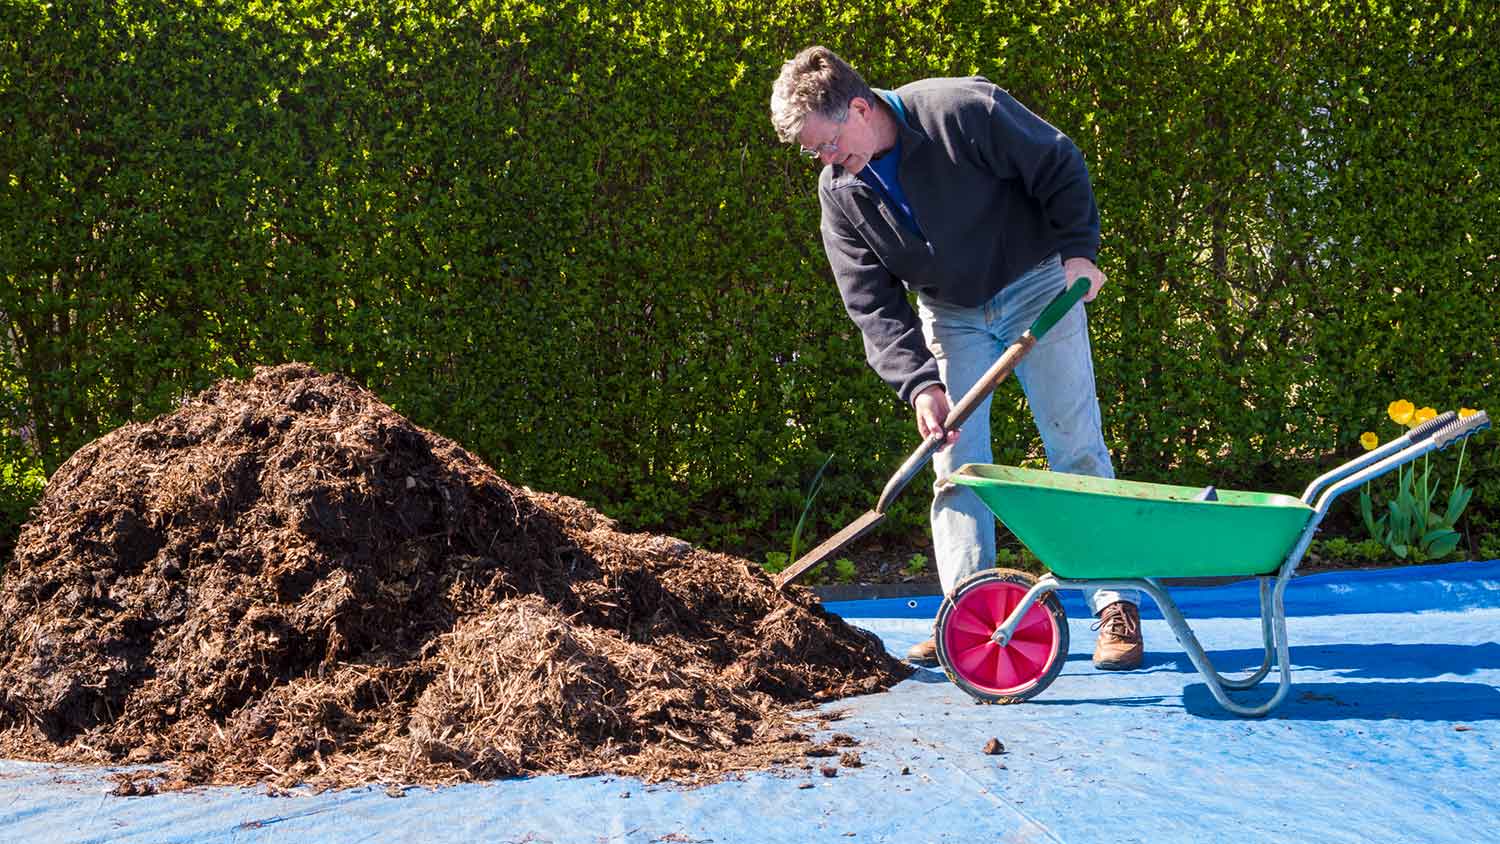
top-left (913, 385), bottom-right (960, 448)
top-left (1063, 256), bottom-right (1107, 303)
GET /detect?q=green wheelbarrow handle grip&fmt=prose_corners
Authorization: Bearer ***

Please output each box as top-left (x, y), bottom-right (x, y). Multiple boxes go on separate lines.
top-left (1031, 276), bottom-right (1091, 338)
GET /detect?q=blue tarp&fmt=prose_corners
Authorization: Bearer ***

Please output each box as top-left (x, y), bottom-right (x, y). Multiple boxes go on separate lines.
top-left (4, 561), bottom-right (1498, 843)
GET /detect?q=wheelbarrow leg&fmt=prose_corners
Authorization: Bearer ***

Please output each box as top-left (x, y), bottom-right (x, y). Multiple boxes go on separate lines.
top-left (990, 574), bottom-right (1296, 716)
top-left (1144, 578), bottom-right (1293, 717)
top-left (1212, 577), bottom-right (1276, 691)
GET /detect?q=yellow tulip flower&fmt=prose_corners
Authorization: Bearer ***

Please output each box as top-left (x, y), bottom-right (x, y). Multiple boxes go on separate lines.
top-left (1459, 407), bottom-right (1478, 419)
top-left (1359, 432), bottom-right (1379, 451)
top-left (1387, 400), bottom-right (1415, 426)
top-left (1414, 406), bottom-right (1437, 425)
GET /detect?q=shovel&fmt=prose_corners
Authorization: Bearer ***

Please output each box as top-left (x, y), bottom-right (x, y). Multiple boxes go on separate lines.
top-left (773, 276), bottom-right (1092, 590)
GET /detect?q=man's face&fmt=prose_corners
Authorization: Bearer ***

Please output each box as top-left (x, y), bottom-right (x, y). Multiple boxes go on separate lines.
top-left (798, 97), bottom-right (877, 172)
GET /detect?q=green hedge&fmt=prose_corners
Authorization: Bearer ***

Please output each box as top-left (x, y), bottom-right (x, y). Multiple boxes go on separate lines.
top-left (2, 0), bottom-right (1496, 566)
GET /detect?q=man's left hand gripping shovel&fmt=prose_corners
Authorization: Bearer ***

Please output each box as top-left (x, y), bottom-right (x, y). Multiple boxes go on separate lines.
top-left (773, 277), bottom-right (1091, 590)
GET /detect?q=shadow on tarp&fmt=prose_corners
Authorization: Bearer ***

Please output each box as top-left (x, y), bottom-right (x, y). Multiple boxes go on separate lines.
top-left (1150, 641), bottom-right (1500, 681)
top-left (825, 559), bottom-right (1500, 621)
top-left (1183, 679), bottom-right (1500, 721)
top-left (1034, 680), bottom-right (1500, 722)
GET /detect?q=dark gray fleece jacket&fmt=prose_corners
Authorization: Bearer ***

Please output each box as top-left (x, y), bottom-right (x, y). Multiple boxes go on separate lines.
top-left (817, 76), bottom-right (1101, 406)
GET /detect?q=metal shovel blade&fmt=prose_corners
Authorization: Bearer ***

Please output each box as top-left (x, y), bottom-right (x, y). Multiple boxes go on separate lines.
top-left (772, 509), bottom-right (885, 590)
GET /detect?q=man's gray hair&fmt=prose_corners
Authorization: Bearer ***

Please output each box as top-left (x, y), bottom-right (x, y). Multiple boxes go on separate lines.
top-left (769, 45), bottom-right (878, 144)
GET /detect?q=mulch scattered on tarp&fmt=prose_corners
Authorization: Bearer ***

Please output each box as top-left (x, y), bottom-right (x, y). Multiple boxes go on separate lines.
top-left (0, 363), bottom-right (907, 791)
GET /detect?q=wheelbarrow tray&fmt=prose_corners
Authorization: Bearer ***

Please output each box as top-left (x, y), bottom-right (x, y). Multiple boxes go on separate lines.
top-left (950, 464), bottom-right (1313, 579)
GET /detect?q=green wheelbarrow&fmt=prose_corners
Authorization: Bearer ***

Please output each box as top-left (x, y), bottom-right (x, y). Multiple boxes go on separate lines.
top-left (932, 409), bottom-right (1491, 717)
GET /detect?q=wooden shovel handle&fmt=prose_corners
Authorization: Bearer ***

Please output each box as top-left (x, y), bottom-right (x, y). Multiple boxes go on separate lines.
top-left (939, 276), bottom-right (1088, 432)
top-left (943, 335), bottom-right (1036, 432)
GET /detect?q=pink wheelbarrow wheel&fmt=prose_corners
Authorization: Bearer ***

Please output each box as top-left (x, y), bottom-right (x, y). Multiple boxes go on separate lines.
top-left (935, 568), bottom-right (1069, 704)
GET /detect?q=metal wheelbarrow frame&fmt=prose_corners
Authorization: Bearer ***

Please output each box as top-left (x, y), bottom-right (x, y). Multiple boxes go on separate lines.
top-left (933, 409), bottom-right (1490, 717)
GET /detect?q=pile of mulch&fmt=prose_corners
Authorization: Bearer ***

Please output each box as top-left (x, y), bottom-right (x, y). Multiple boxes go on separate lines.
top-left (0, 363), bottom-right (907, 791)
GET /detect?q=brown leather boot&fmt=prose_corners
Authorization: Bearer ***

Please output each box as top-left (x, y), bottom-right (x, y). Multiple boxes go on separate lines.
top-left (1091, 600), bottom-right (1143, 670)
top-left (905, 637), bottom-right (939, 667)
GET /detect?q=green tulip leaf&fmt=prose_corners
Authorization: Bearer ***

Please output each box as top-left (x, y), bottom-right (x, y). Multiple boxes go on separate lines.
top-left (1444, 485), bottom-right (1473, 526)
top-left (1360, 488), bottom-right (1380, 537)
top-left (1421, 530), bottom-right (1461, 558)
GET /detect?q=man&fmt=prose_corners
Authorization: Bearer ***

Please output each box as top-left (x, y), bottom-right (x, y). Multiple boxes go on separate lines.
top-left (769, 46), bottom-right (1142, 670)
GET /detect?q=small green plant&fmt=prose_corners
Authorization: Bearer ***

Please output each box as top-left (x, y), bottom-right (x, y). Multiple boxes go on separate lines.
top-left (1478, 532), bottom-right (1500, 563)
top-left (832, 557), bottom-right (857, 583)
top-left (902, 552), bottom-right (928, 578)
top-left (995, 545), bottom-right (1043, 572)
top-left (1358, 402), bottom-right (1480, 561)
top-left (1314, 536), bottom-right (1390, 565)
top-left (762, 550), bottom-right (789, 575)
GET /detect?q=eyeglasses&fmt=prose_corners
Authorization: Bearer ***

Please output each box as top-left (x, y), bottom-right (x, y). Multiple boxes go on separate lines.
top-left (799, 130), bottom-right (841, 160)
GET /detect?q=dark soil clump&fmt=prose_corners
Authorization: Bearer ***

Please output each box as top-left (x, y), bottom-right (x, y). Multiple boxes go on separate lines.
top-left (0, 363), bottom-right (907, 789)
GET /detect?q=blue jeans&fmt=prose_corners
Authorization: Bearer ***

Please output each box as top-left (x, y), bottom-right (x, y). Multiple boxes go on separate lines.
top-left (916, 254), bottom-right (1137, 616)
